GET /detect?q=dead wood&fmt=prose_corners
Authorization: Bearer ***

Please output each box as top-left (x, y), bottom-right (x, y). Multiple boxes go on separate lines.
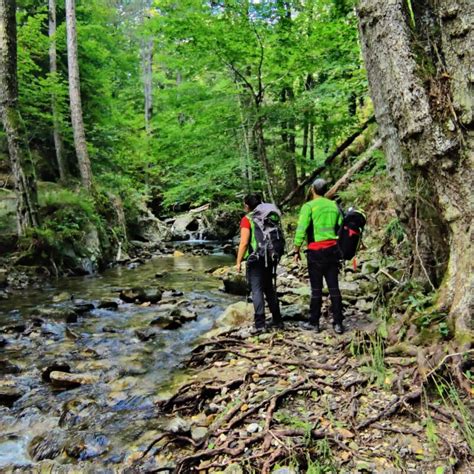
top-left (356, 388), bottom-right (422, 430)
top-left (280, 116), bottom-right (375, 206)
top-left (325, 138), bottom-right (382, 199)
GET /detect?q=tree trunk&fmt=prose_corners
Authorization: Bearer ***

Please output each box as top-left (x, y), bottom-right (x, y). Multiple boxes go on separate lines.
top-left (253, 115), bottom-right (275, 202)
top-left (65, 0), bottom-right (93, 190)
top-left (0, 0), bottom-right (39, 235)
top-left (142, 0), bottom-right (153, 133)
top-left (280, 87), bottom-right (298, 196)
top-left (357, 0), bottom-right (473, 346)
top-left (49, 0), bottom-right (67, 182)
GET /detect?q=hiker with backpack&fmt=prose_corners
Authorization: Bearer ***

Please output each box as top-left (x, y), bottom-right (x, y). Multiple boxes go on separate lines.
top-left (293, 179), bottom-right (345, 334)
top-left (236, 194), bottom-right (285, 333)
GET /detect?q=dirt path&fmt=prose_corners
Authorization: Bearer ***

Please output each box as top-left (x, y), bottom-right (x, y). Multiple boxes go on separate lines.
top-left (132, 321), bottom-right (472, 473)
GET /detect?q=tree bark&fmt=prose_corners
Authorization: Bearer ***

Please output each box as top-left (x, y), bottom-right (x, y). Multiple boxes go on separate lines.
top-left (142, 0), bottom-right (153, 133)
top-left (357, 0), bottom-right (473, 346)
top-left (0, 0), bottom-right (39, 235)
top-left (49, 0), bottom-right (67, 182)
top-left (280, 87), bottom-right (298, 196)
top-left (65, 0), bottom-right (93, 190)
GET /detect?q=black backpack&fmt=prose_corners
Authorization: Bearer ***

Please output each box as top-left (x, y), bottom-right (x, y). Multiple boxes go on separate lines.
top-left (337, 207), bottom-right (366, 260)
top-left (250, 203), bottom-right (286, 265)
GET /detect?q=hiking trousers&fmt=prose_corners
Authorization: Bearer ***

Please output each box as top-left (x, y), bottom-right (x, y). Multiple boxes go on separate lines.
top-left (246, 257), bottom-right (281, 329)
top-left (306, 247), bottom-right (343, 325)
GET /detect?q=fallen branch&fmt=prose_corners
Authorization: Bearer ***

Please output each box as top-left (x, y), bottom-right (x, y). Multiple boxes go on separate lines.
top-left (325, 138), bottom-right (382, 199)
top-left (356, 388), bottom-right (422, 430)
top-left (280, 116), bottom-right (375, 206)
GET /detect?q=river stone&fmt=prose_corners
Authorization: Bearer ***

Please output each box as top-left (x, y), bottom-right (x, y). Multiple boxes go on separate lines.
top-left (149, 316), bottom-right (183, 330)
top-left (120, 287), bottom-right (162, 304)
top-left (74, 302), bottom-right (95, 314)
top-left (59, 398), bottom-right (100, 429)
top-left (0, 385), bottom-right (23, 407)
top-left (41, 363), bottom-right (71, 382)
top-left (98, 300), bottom-right (119, 310)
top-left (49, 371), bottom-right (99, 389)
top-left (0, 359), bottom-right (20, 374)
top-left (28, 430), bottom-right (65, 461)
top-left (65, 432), bottom-right (110, 460)
top-left (135, 328), bottom-right (159, 341)
top-left (222, 273), bottom-right (248, 296)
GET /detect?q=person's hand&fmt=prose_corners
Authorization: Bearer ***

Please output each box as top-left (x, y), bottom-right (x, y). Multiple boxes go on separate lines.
top-left (236, 262), bottom-right (241, 273)
top-left (293, 251), bottom-right (301, 264)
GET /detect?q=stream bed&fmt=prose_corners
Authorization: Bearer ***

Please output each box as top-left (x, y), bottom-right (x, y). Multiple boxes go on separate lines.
top-left (0, 251), bottom-right (236, 470)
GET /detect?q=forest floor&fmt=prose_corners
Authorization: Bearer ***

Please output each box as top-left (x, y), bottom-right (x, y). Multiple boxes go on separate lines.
top-left (131, 296), bottom-right (473, 473)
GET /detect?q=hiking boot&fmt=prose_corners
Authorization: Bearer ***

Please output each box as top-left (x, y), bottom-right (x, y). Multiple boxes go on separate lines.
top-left (250, 325), bottom-right (266, 335)
top-left (301, 321), bottom-right (320, 333)
top-left (333, 323), bottom-right (344, 335)
top-left (268, 319), bottom-right (284, 330)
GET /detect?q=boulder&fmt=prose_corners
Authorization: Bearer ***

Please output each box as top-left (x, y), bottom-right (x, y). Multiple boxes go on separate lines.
top-left (166, 416), bottom-right (190, 434)
top-left (49, 371), bottom-right (99, 389)
top-left (222, 273), bottom-right (248, 296)
top-left (191, 426), bottom-right (208, 442)
top-left (133, 203), bottom-right (171, 243)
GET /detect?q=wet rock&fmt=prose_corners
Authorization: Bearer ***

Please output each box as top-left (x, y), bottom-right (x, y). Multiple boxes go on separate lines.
top-left (0, 323), bottom-right (26, 334)
top-left (28, 430), bottom-right (66, 461)
top-left (119, 287), bottom-right (162, 304)
top-left (65, 432), bottom-right (110, 460)
top-left (59, 398), bottom-right (100, 429)
top-left (222, 273), bottom-right (248, 296)
top-left (173, 250), bottom-right (185, 257)
top-left (273, 468), bottom-right (298, 474)
top-left (73, 302), bottom-right (95, 315)
top-left (41, 363), bottom-right (71, 382)
top-left (0, 384), bottom-right (24, 407)
top-left (0, 268), bottom-right (7, 287)
top-left (166, 416), bottom-right (190, 434)
top-left (0, 336), bottom-right (7, 347)
top-left (0, 359), bottom-right (20, 375)
top-left (155, 272), bottom-right (165, 278)
top-left (41, 322), bottom-right (65, 338)
top-left (150, 315), bottom-right (183, 330)
top-left (98, 300), bottom-right (119, 310)
top-left (49, 371), bottom-right (99, 389)
top-left (135, 328), bottom-right (159, 341)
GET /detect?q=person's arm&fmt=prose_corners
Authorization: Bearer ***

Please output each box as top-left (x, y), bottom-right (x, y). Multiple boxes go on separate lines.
top-left (293, 203), bottom-right (311, 261)
top-left (236, 227), bottom-right (250, 272)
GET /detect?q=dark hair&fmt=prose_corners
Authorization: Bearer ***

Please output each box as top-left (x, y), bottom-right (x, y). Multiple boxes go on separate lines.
top-left (244, 193), bottom-right (262, 211)
top-left (312, 178), bottom-right (328, 196)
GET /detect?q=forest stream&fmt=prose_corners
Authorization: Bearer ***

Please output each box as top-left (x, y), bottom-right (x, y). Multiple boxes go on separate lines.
top-left (0, 248), bottom-right (238, 469)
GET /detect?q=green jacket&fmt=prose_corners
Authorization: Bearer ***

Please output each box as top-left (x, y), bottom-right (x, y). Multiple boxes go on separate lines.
top-left (294, 197), bottom-right (342, 247)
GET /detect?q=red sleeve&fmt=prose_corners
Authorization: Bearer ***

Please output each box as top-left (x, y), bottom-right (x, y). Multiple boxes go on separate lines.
top-left (240, 216), bottom-right (251, 229)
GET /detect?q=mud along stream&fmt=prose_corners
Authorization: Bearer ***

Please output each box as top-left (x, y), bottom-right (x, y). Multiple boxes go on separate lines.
top-left (0, 251), bottom-right (238, 470)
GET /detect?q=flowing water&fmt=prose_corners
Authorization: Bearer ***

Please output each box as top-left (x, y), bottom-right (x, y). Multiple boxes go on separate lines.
top-left (0, 251), bottom-right (236, 470)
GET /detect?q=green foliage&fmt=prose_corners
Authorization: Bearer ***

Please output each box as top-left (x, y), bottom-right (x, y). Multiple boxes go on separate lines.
top-left (305, 440), bottom-right (337, 473)
top-left (20, 188), bottom-right (100, 266)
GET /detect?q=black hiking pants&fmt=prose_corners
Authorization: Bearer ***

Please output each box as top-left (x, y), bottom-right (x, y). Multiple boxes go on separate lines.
top-left (246, 257), bottom-right (281, 329)
top-left (307, 247), bottom-right (343, 325)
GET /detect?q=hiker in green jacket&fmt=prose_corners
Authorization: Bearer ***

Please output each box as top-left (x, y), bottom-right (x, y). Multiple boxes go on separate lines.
top-left (293, 179), bottom-right (344, 334)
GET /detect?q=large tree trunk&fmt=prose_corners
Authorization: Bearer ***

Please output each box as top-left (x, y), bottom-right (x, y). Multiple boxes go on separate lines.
top-left (0, 0), bottom-right (39, 235)
top-left (65, 0), bottom-right (93, 190)
top-left (357, 0), bottom-right (473, 347)
top-left (49, 0), bottom-right (67, 182)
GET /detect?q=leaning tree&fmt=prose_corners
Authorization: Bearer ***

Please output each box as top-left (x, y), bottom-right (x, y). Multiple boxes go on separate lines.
top-left (357, 0), bottom-right (473, 365)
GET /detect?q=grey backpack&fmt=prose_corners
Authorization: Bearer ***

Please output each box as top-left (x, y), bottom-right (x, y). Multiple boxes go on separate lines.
top-left (249, 203), bottom-right (286, 266)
